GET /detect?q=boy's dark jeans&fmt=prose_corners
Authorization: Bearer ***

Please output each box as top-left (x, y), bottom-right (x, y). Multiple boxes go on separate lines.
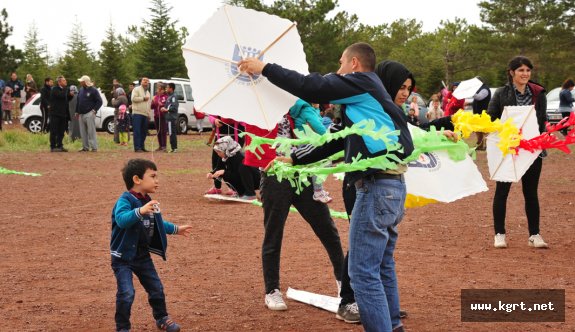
top-left (112, 253), bottom-right (168, 331)
top-left (167, 118), bottom-right (178, 150)
top-left (260, 173), bottom-right (344, 294)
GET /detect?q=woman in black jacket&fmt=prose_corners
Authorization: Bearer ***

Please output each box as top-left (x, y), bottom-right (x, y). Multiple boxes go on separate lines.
top-left (487, 56), bottom-right (548, 249)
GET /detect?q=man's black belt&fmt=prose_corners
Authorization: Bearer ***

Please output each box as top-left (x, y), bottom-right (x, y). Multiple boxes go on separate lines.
top-left (366, 172), bottom-right (402, 180)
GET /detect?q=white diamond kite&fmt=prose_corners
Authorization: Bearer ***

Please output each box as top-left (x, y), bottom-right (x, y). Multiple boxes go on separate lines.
top-left (182, 5), bottom-right (309, 130)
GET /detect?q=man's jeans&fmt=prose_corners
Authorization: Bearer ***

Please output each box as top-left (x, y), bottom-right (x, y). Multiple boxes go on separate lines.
top-left (111, 254), bottom-right (168, 331)
top-left (349, 177), bottom-right (406, 332)
top-left (132, 114), bottom-right (148, 151)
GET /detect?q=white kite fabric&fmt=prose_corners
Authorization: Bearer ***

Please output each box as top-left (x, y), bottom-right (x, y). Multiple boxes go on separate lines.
top-left (487, 105), bottom-right (541, 182)
top-left (405, 125), bottom-right (488, 202)
top-left (453, 77), bottom-right (483, 100)
top-left (182, 5), bottom-right (309, 130)
top-left (286, 287), bottom-right (340, 314)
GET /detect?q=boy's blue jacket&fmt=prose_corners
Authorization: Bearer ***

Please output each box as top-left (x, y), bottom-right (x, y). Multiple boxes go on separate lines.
top-left (289, 99), bottom-right (327, 135)
top-left (110, 192), bottom-right (178, 261)
top-left (262, 63), bottom-right (414, 183)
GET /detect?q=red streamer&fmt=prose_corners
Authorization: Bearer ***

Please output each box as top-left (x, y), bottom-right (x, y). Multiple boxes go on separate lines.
top-left (515, 113), bottom-right (575, 154)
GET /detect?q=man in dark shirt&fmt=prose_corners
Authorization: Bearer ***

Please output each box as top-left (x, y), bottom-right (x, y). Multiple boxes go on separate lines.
top-left (40, 77), bottom-right (54, 133)
top-left (76, 75), bottom-right (103, 152)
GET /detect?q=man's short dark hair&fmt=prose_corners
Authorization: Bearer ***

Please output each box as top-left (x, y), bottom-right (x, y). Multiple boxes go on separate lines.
top-left (167, 83), bottom-right (176, 91)
top-left (44, 77), bottom-right (52, 83)
top-left (122, 159), bottom-right (157, 190)
top-left (345, 42), bottom-right (376, 71)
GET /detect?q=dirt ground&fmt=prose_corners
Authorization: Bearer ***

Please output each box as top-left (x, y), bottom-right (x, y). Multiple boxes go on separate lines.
top-left (0, 132), bottom-right (573, 331)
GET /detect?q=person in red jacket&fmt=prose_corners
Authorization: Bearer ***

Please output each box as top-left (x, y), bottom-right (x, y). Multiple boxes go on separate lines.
top-left (244, 115), bottom-right (344, 312)
top-left (443, 82), bottom-right (465, 116)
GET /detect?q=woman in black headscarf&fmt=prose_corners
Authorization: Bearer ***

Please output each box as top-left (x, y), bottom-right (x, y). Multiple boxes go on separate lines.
top-left (376, 61), bottom-right (455, 131)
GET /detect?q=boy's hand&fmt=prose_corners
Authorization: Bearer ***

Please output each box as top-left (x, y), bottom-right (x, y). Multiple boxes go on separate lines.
top-left (443, 130), bottom-right (459, 142)
top-left (177, 225), bottom-right (192, 237)
top-left (212, 170), bottom-right (225, 178)
top-left (139, 200), bottom-right (159, 215)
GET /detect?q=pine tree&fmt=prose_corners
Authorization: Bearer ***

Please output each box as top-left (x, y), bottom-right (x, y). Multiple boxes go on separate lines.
top-left (135, 0), bottom-right (188, 78)
top-left (18, 23), bottom-right (49, 82)
top-left (0, 8), bottom-right (23, 77)
top-left (59, 19), bottom-right (98, 87)
top-left (99, 22), bottom-right (127, 101)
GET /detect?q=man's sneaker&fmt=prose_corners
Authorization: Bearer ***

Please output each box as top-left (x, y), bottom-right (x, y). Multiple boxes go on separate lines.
top-left (265, 289), bottom-right (287, 311)
top-left (494, 233), bottom-right (507, 248)
top-left (336, 302), bottom-right (360, 323)
top-left (8, 121), bottom-right (12, 124)
top-left (169, 149), bottom-right (178, 153)
top-left (239, 195), bottom-right (256, 201)
top-left (400, 310), bottom-right (408, 318)
top-left (155, 316), bottom-right (181, 332)
top-left (313, 190), bottom-right (333, 203)
top-left (528, 234), bottom-right (548, 248)
top-left (205, 187), bottom-right (222, 195)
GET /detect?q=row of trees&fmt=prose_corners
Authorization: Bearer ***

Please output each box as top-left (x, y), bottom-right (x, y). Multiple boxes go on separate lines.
top-left (1, 0), bottom-right (574, 100)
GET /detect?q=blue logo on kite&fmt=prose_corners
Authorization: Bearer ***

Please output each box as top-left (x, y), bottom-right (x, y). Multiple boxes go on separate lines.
top-left (230, 44), bottom-right (264, 83)
top-left (408, 152), bottom-right (439, 169)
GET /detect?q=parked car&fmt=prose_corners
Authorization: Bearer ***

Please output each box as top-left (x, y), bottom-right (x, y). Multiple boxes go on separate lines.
top-left (406, 92), bottom-right (429, 124)
top-left (546, 87), bottom-right (574, 124)
top-left (142, 78), bottom-right (211, 134)
top-left (20, 90), bottom-right (116, 134)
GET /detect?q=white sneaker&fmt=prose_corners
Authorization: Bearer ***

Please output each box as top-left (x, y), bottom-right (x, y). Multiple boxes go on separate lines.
top-left (528, 234), bottom-right (548, 248)
top-left (8, 121), bottom-right (12, 124)
top-left (3, 121), bottom-right (7, 125)
top-left (494, 233), bottom-right (507, 248)
top-left (265, 289), bottom-right (287, 311)
top-left (313, 190), bottom-right (333, 203)
top-left (336, 280), bottom-right (342, 297)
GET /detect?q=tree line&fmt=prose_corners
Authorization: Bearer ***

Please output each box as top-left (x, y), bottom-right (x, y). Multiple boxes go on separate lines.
top-left (1, 0), bottom-right (574, 101)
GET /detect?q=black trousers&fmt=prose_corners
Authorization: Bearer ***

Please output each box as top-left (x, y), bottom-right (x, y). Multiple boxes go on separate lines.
top-left (339, 176), bottom-right (357, 306)
top-left (493, 157), bottom-right (542, 235)
top-left (41, 106), bottom-right (49, 132)
top-left (260, 173), bottom-right (344, 294)
top-left (49, 115), bottom-right (68, 149)
top-left (167, 118), bottom-right (177, 150)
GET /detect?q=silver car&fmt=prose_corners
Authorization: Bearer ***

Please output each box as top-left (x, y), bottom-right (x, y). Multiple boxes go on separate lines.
top-left (546, 87), bottom-right (575, 124)
top-left (20, 91), bottom-right (116, 134)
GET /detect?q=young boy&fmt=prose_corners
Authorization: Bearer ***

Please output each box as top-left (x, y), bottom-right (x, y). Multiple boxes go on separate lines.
top-left (111, 159), bottom-right (192, 332)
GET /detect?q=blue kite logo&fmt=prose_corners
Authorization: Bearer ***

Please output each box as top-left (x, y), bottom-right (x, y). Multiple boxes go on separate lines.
top-left (408, 152), bottom-right (439, 169)
top-left (230, 44), bottom-right (264, 84)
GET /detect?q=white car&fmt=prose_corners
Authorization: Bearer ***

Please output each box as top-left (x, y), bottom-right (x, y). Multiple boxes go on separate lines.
top-left (144, 78), bottom-right (212, 134)
top-left (20, 90), bottom-right (116, 134)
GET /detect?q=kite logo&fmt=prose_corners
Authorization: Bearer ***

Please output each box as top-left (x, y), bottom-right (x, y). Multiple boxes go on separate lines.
top-left (408, 152), bottom-right (440, 170)
top-left (229, 44), bottom-right (265, 85)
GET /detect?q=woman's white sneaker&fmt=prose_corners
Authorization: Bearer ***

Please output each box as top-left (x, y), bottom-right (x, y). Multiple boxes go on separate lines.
top-left (494, 233), bottom-right (507, 248)
top-left (528, 234), bottom-right (548, 248)
top-left (265, 289), bottom-right (287, 310)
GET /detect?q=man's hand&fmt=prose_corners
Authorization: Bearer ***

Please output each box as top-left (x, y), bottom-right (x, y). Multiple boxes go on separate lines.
top-left (139, 200), bottom-right (159, 215)
top-left (443, 130), bottom-right (459, 142)
top-left (177, 225), bottom-right (192, 237)
top-left (238, 58), bottom-right (266, 76)
top-left (214, 119), bottom-right (223, 128)
top-left (264, 156), bottom-right (293, 172)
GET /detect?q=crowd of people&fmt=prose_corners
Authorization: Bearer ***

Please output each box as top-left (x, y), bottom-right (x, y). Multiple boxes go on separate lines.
top-left (3, 43), bottom-right (571, 332)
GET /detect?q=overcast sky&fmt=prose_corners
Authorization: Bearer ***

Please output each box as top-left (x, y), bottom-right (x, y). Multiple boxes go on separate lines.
top-left (3, 0), bottom-right (483, 57)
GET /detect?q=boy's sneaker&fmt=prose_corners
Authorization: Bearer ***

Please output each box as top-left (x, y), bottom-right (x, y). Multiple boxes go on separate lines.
top-left (336, 302), bottom-right (360, 323)
top-left (156, 316), bottom-right (180, 332)
top-left (494, 233), bottom-right (507, 248)
top-left (205, 187), bottom-right (222, 195)
top-left (265, 289), bottom-right (287, 311)
top-left (528, 234), bottom-right (548, 248)
top-left (313, 190), bottom-right (333, 203)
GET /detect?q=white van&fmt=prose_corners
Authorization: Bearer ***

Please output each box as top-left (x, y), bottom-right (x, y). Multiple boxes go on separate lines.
top-left (145, 78), bottom-right (210, 134)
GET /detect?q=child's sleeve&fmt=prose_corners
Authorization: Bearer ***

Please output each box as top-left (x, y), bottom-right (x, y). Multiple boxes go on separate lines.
top-left (114, 196), bottom-right (142, 228)
top-left (304, 111), bottom-right (327, 135)
top-left (162, 219), bottom-right (179, 235)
